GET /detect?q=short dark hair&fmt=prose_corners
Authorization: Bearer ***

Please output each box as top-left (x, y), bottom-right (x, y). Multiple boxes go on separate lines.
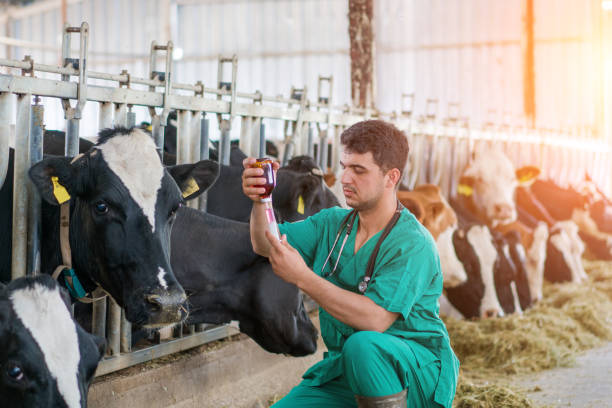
top-left (340, 120), bottom-right (409, 176)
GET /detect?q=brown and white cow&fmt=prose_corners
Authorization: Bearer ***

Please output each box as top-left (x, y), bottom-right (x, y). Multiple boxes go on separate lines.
top-left (398, 184), bottom-right (467, 288)
top-left (456, 145), bottom-right (551, 302)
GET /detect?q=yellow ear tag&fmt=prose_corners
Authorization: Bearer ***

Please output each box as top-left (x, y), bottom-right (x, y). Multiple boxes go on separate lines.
top-left (182, 177), bottom-right (200, 198)
top-left (457, 184), bottom-right (473, 197)
top-left (516, 166), bottom-right (540, 186)
top-left (51, 176), bottom-right (71, 204)
top-left (297, 195), bottom-right (305, 214)
top-left (146, 124), bottom-right (153, 132)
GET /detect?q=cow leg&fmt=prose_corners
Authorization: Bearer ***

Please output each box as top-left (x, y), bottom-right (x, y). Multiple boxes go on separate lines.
top-left (525, 222), bottom-right (548, 302)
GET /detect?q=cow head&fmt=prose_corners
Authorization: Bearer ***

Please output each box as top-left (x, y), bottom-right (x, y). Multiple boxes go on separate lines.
top-left (274, 167), bottom-right (340, 222)
top-left (458, 146), bottom-right (539, 226)
top-left (0, 275), bottom-right (105, 408)
top-left (29, 127), bottom-right (219, 328)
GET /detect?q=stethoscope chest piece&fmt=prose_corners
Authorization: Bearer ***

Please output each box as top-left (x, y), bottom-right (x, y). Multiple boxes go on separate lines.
top-left (358, 276), bottom-right (370, 293)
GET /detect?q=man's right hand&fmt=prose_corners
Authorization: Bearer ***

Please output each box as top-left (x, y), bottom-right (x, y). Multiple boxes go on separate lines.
top-left (241, 157), bottom-right (280, 202)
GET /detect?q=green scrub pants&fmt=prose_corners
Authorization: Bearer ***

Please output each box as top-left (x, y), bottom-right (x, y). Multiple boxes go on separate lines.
top-left (272, 331), bottom-right (441, 408)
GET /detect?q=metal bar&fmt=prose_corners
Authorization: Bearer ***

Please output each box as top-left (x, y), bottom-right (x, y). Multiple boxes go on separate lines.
top-left (190, 111), bottom-right (201, 164)
top-left (98, 101), bottom-right (113, 129)
top-left (11, 93), bottom-right (31, 280)
top-left (219, 120), bottom-right (231, 166)
top-left (65, 119), bottom-right (79, 157)
top-left (113, 103), bottom-right (127, 127)
top-left (0, 92), bottom-right (10, 189)
top-left (151, 116), bottom-right (164, 161)
top-left (250, 117), bottom-right (261, 158)
top-left (239, 116), bottom-right (252, 155)
top-left (306, 124), bottom-right (314, 158)
top-left (127, 110), bottom-right (136, 128)
top-left (107, 298), bottom-right (121, 356)
top-left (95, 325), bottom-right (239, 377)
top-left (92, 298), bottom-right (107, 343)
top-left (27, 102), bottom-right (43, 275)
top-left (198, 116), bottom-right (209, 212)
top-left (258, 122), bottom-right (266, 158)
top-left (120, 309), bottom-right (131, 353)
top-left (176, 110), bottom-right (191, 165)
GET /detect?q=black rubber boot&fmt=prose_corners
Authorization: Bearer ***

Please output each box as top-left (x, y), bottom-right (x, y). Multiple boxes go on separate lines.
top-left (355, 389), bottom-right (407, 407)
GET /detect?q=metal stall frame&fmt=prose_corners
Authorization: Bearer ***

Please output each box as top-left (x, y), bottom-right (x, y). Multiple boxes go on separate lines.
top-left (1, 21), bottom-right (611, 377)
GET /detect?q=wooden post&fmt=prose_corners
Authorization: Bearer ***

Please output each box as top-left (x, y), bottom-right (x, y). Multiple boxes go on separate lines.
top-left (348, 0), bottom-right (374, 109)
top-left (522, 0), bottom-right (535, 127)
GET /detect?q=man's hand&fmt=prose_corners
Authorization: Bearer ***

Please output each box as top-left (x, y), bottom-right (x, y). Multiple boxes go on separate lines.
top-left (264, 230), bottom-right (311, 287)
top-left (242, 157), bottom-right (280, 202)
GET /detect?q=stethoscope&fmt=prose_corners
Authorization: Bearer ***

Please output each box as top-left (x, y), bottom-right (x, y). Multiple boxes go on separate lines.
top-left (321, 200), bottom-right (404, 293)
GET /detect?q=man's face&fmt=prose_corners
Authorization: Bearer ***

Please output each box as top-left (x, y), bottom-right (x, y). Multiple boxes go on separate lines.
top-left (340, 150), bottom-right (389, 211)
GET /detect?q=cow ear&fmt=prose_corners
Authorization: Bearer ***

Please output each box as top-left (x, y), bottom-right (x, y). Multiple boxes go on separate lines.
top-left (401, 197), bottom-right (425, 223)
top-left (516, 166), bottom-right (540, 186)
top-left (457, 175), bottom-right (475, 197)
top-left (166, 159), bottom-right (219, 201)
top-left (427, 202), bottom-right (446, 220)
top-left (29, 157), bottom-right (77, 206)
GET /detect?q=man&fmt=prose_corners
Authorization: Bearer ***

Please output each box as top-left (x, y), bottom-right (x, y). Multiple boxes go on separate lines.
top-left (242, 120), bottom-right (459, 408)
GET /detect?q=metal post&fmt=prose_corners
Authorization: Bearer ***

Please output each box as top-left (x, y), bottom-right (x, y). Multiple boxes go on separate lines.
top-left (176, 110), bottom-right (191, 165)
top-left (190, 112), bottom-right (201, 164)
top-left (239, 116), bottom-right (252, 155)
top-left (127, 108), bottom-right (136, 128)
top-left (107, 298), bottom-right (121, 356)
top-left (319, 129), bottom-right (329, 171)
top-left (11, 93), bottom-right (31, 280)
top-left (98, 102), bottom-right (113, 129)
top-left (120, 309), bottom-right (131, 353)
top-left (259, 122), bottom-right (266, 158)
top-left (198, 116), bottom-right (209, 213)
top-left (0, 93), bottom-right (10, 189)
top-left (65, 119), bottom-right (80, 157)
top-left (219, 120), bottom-right (231, 166)
top-left (114, 103), bottom-right (127, 127)
top-left (151, 116), bottom-right (164, 161)
top-left (306, 124), bottom-right (314, 158)
top-left (27, 101), bottom-right (43, 275)
top-left (250, 117), bottom-right (262, 158)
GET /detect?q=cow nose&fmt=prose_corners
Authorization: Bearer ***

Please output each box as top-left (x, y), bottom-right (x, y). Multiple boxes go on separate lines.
top-left (144, 290), bottom-right (188, 325)
top-left (494, 203), bottom-right (513, 219)
top-left (483, 308), bottom-right (499, 319)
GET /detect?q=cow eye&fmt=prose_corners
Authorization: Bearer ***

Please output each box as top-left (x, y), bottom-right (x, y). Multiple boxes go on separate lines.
top-left (6, 363), bottom-right (24, 382)
top-left (94, 202), bottom-right (109, 215)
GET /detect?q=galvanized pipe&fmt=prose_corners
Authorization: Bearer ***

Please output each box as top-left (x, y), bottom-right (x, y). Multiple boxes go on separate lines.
top-left (120, 309), bottom-right (131, 353)
top-left (219, 120), bottom-right (231, 166)
top-left (113, 103), bottom-right (127, 127)
top-left (0, 92), bottom-right (10, 189)
top-left (198, 116), bottom-right (209, 212)
top-left (65, 119), bottom-right (79, 157)
top-left (92, 100), bottom-right (112, 341)
top-left (319, 130), bottom-right (328, 171)
top-left (176, 110), bottom-right (192, 165)
top-left (27, 102), bottom-right (43, 275)
top-left (258, 122), bottom-right (266, 158)
top-left (150, 116), bottom-right (164, 161)
top-left (107, 298), bottom-right (121, 356)
top-left (239, 116), bottom-right (252, 155)
top-left (306, 124), bottom-right (314, 158)
top-left (11, 93), bottom-right (31, 280)
top-left (127, 110), bottom-right (136, 128)
top-left (250, 117), bottom-right (261, 158)
top-left (98, 101), bottom-right (113, 129)
top-left (190, 112), bottom-right (202, 164)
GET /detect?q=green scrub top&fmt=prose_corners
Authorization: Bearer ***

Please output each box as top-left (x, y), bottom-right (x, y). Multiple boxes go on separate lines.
top-left (278, 207), bottom-right (460, 408)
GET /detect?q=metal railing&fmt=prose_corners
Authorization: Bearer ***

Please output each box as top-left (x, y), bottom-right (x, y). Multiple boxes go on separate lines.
top-left (1, 21), bottom-right (610, 377)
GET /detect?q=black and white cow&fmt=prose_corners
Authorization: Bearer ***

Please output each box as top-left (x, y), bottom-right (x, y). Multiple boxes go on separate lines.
top-left (0, 275), bottom-right (104, 407)
top-left (205, 151), bottom-right (339, 223)
top-left (170, 206), bottom-right (318, 356)
top-left (2, 127), bottom-right (219, 328)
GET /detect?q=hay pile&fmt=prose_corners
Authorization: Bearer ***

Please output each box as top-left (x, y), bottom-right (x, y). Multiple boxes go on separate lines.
top-left (448, 260), bottom-right (612, 407)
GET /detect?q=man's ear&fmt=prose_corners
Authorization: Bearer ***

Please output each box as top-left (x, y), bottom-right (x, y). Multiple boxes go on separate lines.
top-left (166, 159), bottom-right (219, 201)
top-left (386, 168), bottom-right (401, 188)
top-left (29, 157), bottom-right (78, 206)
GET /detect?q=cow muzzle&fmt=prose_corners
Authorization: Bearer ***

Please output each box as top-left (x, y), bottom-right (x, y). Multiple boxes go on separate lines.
top-left (142, 288), bottom-right (188, 328)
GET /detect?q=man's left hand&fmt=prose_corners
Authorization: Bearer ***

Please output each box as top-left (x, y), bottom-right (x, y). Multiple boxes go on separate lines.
top-left (264, 231), bottom-right (311, 287)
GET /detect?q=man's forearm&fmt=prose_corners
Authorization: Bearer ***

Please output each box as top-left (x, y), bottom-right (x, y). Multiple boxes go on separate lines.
top-left (250, 202), bottom-right (272, 256)
top-left (297, 269), bottom-right (398, 332)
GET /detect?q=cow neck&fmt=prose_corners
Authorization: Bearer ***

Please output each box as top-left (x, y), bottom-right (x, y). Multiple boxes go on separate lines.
top-left (50, 200), bottom-right (106, 304)
top-left (455, 193), bottom-right (490, 226)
